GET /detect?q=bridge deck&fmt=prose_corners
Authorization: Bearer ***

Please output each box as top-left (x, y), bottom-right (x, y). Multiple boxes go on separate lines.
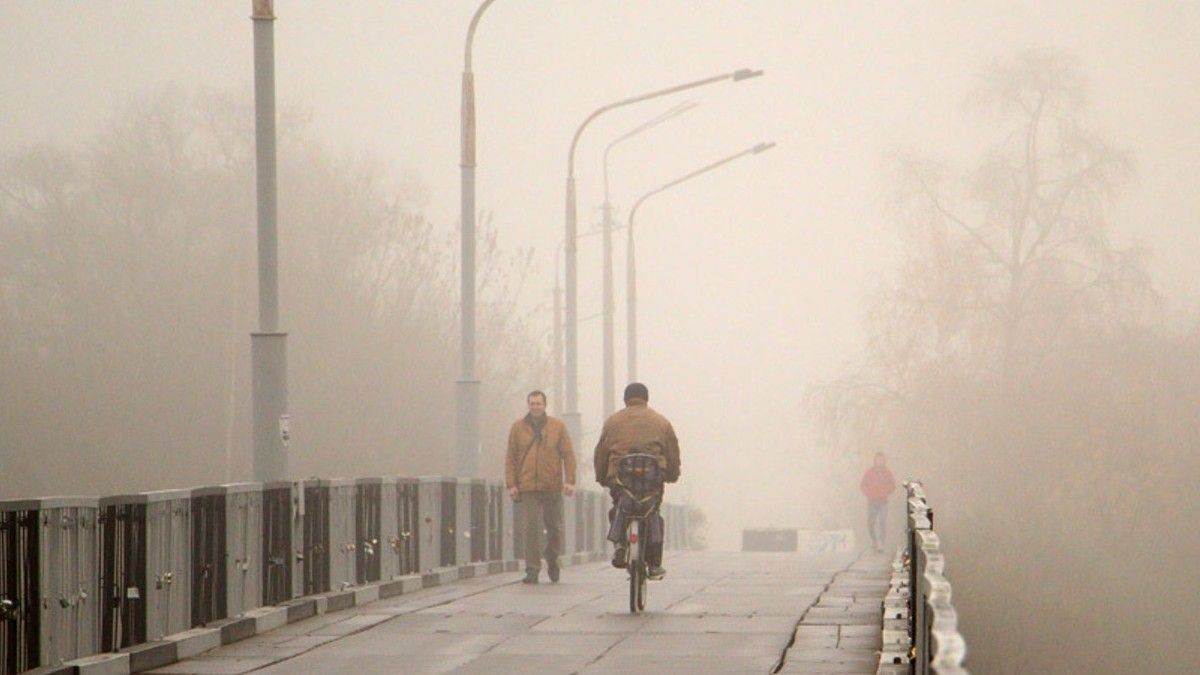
top-left (149, 551), bottom-right (891, 675)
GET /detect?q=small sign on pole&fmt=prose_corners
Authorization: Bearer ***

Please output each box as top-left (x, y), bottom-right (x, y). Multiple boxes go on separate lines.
top-left (279, 414), bottom-right (290, 448)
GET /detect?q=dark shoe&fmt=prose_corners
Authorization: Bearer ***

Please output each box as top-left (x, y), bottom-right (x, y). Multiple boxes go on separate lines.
top-left (611, 546), bottom-right (628, 569)
top-left (547, 561), bottom-right (560, 583)
top-left (647, 565), bottom-right (666, 580)
top-left (521, 570), bottom-right (539, 584)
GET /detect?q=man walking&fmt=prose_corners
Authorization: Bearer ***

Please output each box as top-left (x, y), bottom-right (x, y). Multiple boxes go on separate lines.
top-left (859, 452), bottom-right (897, 552)
top-left (594, 383), bottom-right (680, 580)
top-left (506, 390), bottom-right (576, 584)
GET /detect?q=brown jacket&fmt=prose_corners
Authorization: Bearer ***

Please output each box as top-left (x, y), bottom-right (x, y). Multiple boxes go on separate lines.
top-left (506, 414), bottom-right (576, 492)
top-left (593, 399), bottom-right (681, 486)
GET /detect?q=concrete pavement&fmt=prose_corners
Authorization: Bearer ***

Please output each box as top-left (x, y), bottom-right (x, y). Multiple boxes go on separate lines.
top-left (148, 550), bottom-right (891, 674)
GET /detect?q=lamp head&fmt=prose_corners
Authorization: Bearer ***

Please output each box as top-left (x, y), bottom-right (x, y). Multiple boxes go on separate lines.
top-left (732, 68), bottom-right (764, 82)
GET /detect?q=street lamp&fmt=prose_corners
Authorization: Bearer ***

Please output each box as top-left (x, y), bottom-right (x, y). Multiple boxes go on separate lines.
top-left (456, 0), bottom-right (498, 478)
top-left (250, 0), bottom-right (288, 482)
top-left (564, 68), bottom-right (763, 444)
top-left (599, 102), bottom-right (697, 418)
top-left (625, 141), bottom-right (776, 380)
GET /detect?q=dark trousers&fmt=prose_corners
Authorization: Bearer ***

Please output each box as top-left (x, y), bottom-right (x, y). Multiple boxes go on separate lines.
top-left (868, 501), bottom-right (888, 546)
top-left (609, 487), bottom-right (664, 567)
top-left (520, 490), bottom-right (563, 573)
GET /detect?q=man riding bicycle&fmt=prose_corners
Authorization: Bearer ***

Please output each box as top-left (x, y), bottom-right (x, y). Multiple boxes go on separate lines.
top-left (594, 382), bottom-right (681, 580)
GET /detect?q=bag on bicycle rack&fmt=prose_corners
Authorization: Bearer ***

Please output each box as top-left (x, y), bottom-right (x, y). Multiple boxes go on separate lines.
top-left (617, 453), bottom-right (663, 496)
top-left (607, 453), bottom-right (665, 545)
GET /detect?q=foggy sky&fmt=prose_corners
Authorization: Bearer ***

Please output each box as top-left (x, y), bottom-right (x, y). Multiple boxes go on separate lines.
top-left (3, 1), bottom-right (1198, 548)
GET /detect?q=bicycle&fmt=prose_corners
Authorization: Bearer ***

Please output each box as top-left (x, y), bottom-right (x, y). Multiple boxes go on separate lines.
top-left (610, 453), bottom-right (664, 614)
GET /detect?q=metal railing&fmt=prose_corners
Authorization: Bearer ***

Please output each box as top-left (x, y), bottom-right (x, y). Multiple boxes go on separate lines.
top-left (879, 481), bottom-right (968, 675)
top-left (0, 477), bottom-right (694, 673)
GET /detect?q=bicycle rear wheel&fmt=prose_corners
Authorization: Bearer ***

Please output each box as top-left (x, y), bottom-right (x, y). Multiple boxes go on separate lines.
top-left (636, 563), bottom-right (647, 612)
top-left (628, 520), bottom-right (643, 614)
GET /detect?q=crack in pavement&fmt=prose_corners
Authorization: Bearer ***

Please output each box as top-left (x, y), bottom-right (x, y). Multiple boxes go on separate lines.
top-left (769, 551), bottom-right (866, 674)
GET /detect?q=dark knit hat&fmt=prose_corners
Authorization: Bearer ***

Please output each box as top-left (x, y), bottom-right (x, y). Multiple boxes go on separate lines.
top-left (623, 382), bottom-right (649, 403)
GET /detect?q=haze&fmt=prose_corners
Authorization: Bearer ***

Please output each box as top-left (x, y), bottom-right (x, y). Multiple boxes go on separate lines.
top-left (2, 2), bottom-right (1198, 672)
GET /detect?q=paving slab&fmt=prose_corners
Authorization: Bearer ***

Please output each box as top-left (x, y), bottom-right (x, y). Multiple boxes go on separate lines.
top-left (486, 633), bottom-right (622, 657)
top-left (579, 654), bottom-right (781, 674)
top-left (308, 613), bottom-right (395, 635)
top-left (607, 632), bottom-right (788, 657)
top-left (448, 653), bottom-right (596, 674)
top-left (316, 631), bottom-right (509, 656)
top-left (254, 653), bottom-right (475, 674)
top-left (146, 656), bottom-right (278, 674)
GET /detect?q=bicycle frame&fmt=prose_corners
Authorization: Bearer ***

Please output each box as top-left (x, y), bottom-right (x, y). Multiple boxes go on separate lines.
top-left (626, 514), bottom-right (647, 613)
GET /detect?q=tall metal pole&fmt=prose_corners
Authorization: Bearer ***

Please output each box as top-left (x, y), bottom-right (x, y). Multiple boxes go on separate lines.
top-left (600, 102), bottom-right (696, 416)
top-left (565, 68), bottom-right (762, 443)
top-left (555, 229), bottom-right (603, 415)
top-left (251, 0), bottom-right (288, 482)
top-left (563, 176), bottom-right (582, 444)
top-left (553, 281), bottom-right (563, 414)
top-left (601, 200), bottom-right (615, 417)
top-left (626, 224), bottom-right (638, 381)
top-left (625, 142), bottom-right (776, 382)
top-left (457, 0), bottom-right (496, 478)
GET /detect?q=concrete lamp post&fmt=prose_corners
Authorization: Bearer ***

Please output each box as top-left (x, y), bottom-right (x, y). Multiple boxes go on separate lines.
top-left (456, 0), bottom-right (498, 478)
top-left (250, 0), bottom-right (288, 482)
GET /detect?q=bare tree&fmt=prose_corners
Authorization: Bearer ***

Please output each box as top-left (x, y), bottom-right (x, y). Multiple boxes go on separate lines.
top-left (809, 51), bottom-right (1198, 673)
top-left (0, 87), bottom-right (552, 494)
top-left (889, 50), bottom-right (1152, 390)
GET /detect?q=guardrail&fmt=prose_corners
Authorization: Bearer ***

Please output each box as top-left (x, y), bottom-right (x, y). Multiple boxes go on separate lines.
top-left (878, 481), bottom-right (968, 675)
top-left (0, 477), bottom-right (694, 673)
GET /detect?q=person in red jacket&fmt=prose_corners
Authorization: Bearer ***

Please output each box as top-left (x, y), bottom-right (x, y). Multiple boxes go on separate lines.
top-left (859, 452), bottom-right (897, 552)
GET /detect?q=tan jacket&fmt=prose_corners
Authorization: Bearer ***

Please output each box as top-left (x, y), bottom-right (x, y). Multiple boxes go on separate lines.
top-left (593, 399), bottom-right (681, 486)
top-left (505, 414), bottom-right (576, 492)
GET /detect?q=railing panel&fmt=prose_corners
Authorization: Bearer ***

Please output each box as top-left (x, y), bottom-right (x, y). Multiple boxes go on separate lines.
top-left (377, 478), bottom-right (399, 581)
top-left (354, 478), bottom-right (382, 584)
top-left (100, 489), bottom-right (192, 646)
top-left (417, 478), bottom-right (444, 573)
top-left (486, 483), bottom-right (502, 561)
top-left (301, 480), bottom-right (330, 595)
top-left (597, 490), bottom-right (610, 553)
top-left (261, 482), bottom-right (293, 606)
top-left (395, 479), bottom-right (419, 575)
top-left (453, 479), bottom-right (471, 566)
top-left (504, 488), bottom-right (518, 561)
top-left (190, 488), bottom-right (226, 627)
top-left (439, 479), bottom-right (457, 568)
top-left (0, 501), bottom-right (40, 674)
top-left (584, 492), bottom-right (596, 552)
top-left (327, 479), bottom-right (357, 590)
top-left (99, 496), bottom-right (146, 651)
top-left (561, 491), bottom-right (576, 559)
top-left (469, 480), bottom-right (486, 563)
top-left (572, 491), bottom-right (585, 553)
top-left (223, 483), bottom-right (263, 618)
top-left (40, 498), bottom-right (99, 666)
